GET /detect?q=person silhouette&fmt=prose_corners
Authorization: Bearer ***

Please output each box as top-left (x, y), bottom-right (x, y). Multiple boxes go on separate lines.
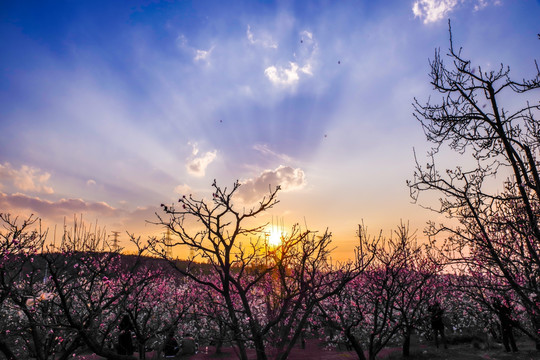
top-left (117, 314), bottom-right (134, 355)
top-left (428, 301), bottom-right (447, 349)
top-left (179, 333), bottom-right (197, 355)
top-left (492, 298), bottom-right (518, 352)
top-left (163, 329), bottom-right (180, 357)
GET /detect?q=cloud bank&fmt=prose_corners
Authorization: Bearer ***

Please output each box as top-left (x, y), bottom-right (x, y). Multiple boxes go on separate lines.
top-left (0, 192), bottom-right (119, 219)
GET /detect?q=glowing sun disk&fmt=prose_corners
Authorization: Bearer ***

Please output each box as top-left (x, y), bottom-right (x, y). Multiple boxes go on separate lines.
top-left (268, 229), bottom-right (283, 247)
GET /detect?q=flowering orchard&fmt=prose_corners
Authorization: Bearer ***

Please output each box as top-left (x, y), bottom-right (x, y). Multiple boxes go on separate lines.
top-left (0, 191), bottom-right (538, 360)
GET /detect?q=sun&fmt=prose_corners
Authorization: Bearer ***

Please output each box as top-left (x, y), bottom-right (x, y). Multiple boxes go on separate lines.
top-left (267, 228), bottom-right (283, 247)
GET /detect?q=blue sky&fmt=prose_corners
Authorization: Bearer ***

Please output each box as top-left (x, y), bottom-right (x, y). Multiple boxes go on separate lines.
top-left (1, 0), bottom-right (539, 258)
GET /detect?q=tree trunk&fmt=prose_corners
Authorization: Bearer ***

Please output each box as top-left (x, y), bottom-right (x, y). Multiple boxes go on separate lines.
top-left (402, 326), bottom-right (411, 357)
top-left (368, 336), bottom-right (376, 360)
top-left (215, 323), bottom-right (226, 354)
top-left (253, 335), bottom-right (268, 360)
top-left (234, 339), bottom-right (248, 360)
top-left (138, 342), bottom-right (146, 360)
top-left (345, 329), bottom-right (367, 360)
top-left (215, 338), bottom-right (223, 354)
top-left (223, 282), bottom-right (248, 360)
top-left (276, 316), bottom-right (308, 360)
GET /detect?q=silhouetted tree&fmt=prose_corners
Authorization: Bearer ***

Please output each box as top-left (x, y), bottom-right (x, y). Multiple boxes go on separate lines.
top-left (409, 23), bottom-right (540, 347)
top-left (150, 180), bottom-right (368, 360)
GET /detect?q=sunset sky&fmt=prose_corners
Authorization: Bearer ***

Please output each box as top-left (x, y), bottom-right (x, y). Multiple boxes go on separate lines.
top-left (1, 0), bottom-right (539, 259)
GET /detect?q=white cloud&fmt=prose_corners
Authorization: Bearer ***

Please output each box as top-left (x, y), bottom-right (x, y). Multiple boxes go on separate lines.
top-left (412, 0), bottom-right (500, 23)
top-left (236, 166), bottom-right (306, 203)
top-left (186, 143), bottom-right (217, 177)
top-left (264, 62), bottom-right (313, 87)
top-left (175, 33), bottom-right (213, 64)
top-left (412, 0), bottom-right (460, 24)
top-left (176, 33), bottom-right (214, 65)
top-left (300, 63), bottom-right (313, 76)
top-left (189, 142), bottom-right (199, 156)
top-left (264, 29), bottom-right (317, 88)
top-left (474, 0), bottom-right (488, 10)
top-left (264, 63), bottom-right (298, 86)
top-left (474, 0), bottom-right (501, 11)
top-left (86, 179), bottom-right (97, 186)
top-left (300, 30), bottom-right (313, 42)
top-left (0, 162), bottom-right (54, 194)
top-left (194, 47), bottom-right (214, 63)
top-left (247, 25), bottom-right (255, 43)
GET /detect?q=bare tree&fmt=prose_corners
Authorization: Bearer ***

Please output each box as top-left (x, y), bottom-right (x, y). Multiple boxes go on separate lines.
top-left (408, 22), bottom-right (540, 348)
top-left (150, 180), bottom-right (280, 359)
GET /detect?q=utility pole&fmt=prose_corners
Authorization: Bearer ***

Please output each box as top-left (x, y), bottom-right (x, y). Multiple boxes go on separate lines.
top-left (110, 231), bottom-right (120, 252)
top-left (356, 224), bottom-right (364, 267)
top-left (164, 228), bottom-right (173, 258)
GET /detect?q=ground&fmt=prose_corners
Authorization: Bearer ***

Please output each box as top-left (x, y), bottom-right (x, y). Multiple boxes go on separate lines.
top-left (73, 338), bottom-right (539, 360)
